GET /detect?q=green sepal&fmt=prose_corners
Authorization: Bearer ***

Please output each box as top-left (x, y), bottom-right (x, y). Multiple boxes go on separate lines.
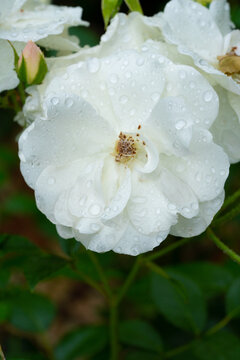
top-left (124, 0), bottom-right (143, 13)
top-left (7, 40), bottom-right (19, 70)
top-left (30, 55), bottom-right (48, 86)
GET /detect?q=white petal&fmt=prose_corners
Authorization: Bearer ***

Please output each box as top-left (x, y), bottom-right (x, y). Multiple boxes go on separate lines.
top-left (41, 46), bottom-right (166, 131)
top-left (56, 225), bottom-right (73, 239)
top-left (34, 159), bottom-right (87, 225)
top-left (145, 96), bottom-right (193, 156)
top-left (159, 168), bottom-right (199, 219)
top-left (160, 128), bottom-right (229, 202)
top-left (127, 172), bottom-right (177, 235)
top-left (162, 0), bottom-right (223, 62)
top-left (0, 0), bottom-right (26, 20)
top-left (171, 191), bottom-right (224, 237)
top-left (19, 94), bottom-right (114, 188)
top-left (163, 64), bottom-right (219, 129)
top-left (74, 214), bottom-right (128, 253)
top-left (37, 33), bottom-right (80, 52)
top-left (100, 12), bottom-right (160, 55)
top-left (209, 0), bottom-right (233, 36)
top-left (211, 86), bottom-right (240, 163)
top-left (0, 4), bottom-right (87, 43)
top-left (113, 220), bottom-right (169, 256)
top-left (0, 40), bottom-right (19, 92)
top-left (101, 164), bottom-right (131, 221)
top-left (100, 47), bottom-right (166, 131)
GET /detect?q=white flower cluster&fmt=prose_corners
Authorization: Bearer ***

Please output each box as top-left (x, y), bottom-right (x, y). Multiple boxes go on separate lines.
top-left (10, 0), bottom-right (240, 255)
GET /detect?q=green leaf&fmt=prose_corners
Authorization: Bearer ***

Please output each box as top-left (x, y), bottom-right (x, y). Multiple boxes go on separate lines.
top-left (168, 262), bottom-right (233, 298)
top-left (23, 254), bottom-right (68, 289)
top-left (0, 301), bottom-right (10, 323)
top-left (7, 291), bottom-right (55, 332)
top-left (3, 193), bottom-right (37, 215)
top-left (151, 272), bottom-right (207, 333)
top-left (54, 326), bottom-right (108, 360)
top-left (226, 277), bottom-right (240, 317)
top-left (119, 319), bottom-right (163, 353)
top-left (125, 351), bottom-right (162, 360)
top-left (192, 331), bottom-right (240, 360)
top-left (124, 0), bottom-right (143, 13)
top-left (0, 234), bottom-right (37, 255)
top-left (101, 0), bottom-right (123, 27)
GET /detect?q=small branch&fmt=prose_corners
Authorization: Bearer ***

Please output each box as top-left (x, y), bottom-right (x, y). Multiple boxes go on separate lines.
top-left (206, 307), bottom-right (240, 336)
top-left (144, 237), bottom-right (192, 262)
top-left (109, 302), bottom-right (119, 360)
top-left (115, 256), bottom-right (142, 305)
top-left (219, 188), bottom-right (240, 214)
top-left (207, 228), bottom-right (240, 264)
top-left (87, 251), bottom-right (112, 298)
top-left (165, 339), bottom-right (197, 358)
top-left (69, 259), bottom-right (106, 297)
top-left (0, 345), bottom-right (5, 360)
top-left (212, 202), bottom-right (240, 228)
top-left (144, 261), bottom-right (170, 279)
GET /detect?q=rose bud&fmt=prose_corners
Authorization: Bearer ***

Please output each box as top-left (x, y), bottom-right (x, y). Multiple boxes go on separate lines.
top-left (17, 41), bottom-right (48, 86)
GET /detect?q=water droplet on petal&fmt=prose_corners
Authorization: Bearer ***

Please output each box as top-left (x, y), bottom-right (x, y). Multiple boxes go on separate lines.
top-left (89, 204), bottom-right (102, 216)
top-left (91, 223), bottom-right (101, 232)
top-left (203, 91), bottom-right (213, 102)
top-left (119, 95), bottom-right (128, 104)
top-left (48, 177), bottom-right (55, 185)
top-left (65, 98), bottom-right (74, 107)
top-left (87, 58), bottom-right (100, 73)
top-left (110, 74), bottom-right (118, 84)
top-left (51, 97), bottom-right (59, 105)
top-left (175, 120), bottom-right (186, 130)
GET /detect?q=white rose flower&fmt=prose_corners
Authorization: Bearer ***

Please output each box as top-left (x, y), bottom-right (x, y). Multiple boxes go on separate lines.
top-left (0, 0), bottom-right (87, 92)
top-left (19, 37), bottom-right (229, 255)
top-left (158, 0), bottom-right (240, 162)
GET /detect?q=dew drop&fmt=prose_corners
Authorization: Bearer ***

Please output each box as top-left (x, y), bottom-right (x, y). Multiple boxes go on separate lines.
top-left (65, 98), bottom-right (74, 107)
top-left (91, 223), bottom-right (101, 232)
top-left (89, 204), bottom-right (102, 216)
top-left (175, 119), bottom-right (186, 130)
top-left (48, 177), bottom-right (55, 185)
top-left (51, 97), bottom-right (59, 105)
top-left (119, 95), bottom-right (128, 104)
top-left (179, 70), bottom-right (186, 79)
top-left (110, 74), bottom-right (118, 84)
top-left (87, 58), bottom-right (100, 73)
top-left (151, 93), bottom-right (160, 102)
top-left (203, 91), bottom-right (213, 102)
top-left (136, 57), bottom-right (145, 66)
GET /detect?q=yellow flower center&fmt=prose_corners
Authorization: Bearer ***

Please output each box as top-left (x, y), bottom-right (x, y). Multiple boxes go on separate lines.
top-left (114, 128), bottom-right (147, 165)
top-left (218, 47), bottom-right (240, 76)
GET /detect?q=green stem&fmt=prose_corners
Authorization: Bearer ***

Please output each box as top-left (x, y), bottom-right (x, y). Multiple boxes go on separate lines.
top-left (87, 251), bottom-right (112, 298)
top-left (115, 256), bottom-right (142, 305)
top-left (145, 237), bottom-right (192, 262)
top-left (0, 345), bottom-right (5, 360)
top-left (69, 260), bottom-right (106, 296)
top-left (145, 261), bottom-right (170, 279)
top-left (165, 340), bottom-right (196, 358)
top-left (10, 91), bottom-right (21, 113)
top-left (206, 307), bottom-right (240, 336)
top-left (219, 188), bottom-right (240, 213)
top-left (109, 302), bottom-right (119, 360)
top-left (207, 228), bottom-right (240, 264)
top-left (18, 82), bottom-right (26, 105)
top-left (212, 202), bottom-right (240, 227)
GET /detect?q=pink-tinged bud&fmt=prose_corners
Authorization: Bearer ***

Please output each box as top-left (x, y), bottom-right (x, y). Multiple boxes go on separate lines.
top-left (17, 41), bottom-right (48, 86)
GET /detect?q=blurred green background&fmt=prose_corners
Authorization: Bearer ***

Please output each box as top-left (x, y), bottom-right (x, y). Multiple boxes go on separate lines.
top-left (1, 1), bottom-right (240, 359)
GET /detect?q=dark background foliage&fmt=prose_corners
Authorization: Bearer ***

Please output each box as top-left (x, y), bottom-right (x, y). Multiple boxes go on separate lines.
top-left (1, 1), bottom-right (240, 359)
